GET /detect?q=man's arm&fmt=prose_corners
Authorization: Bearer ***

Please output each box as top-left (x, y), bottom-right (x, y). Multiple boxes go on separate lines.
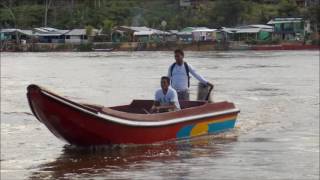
top-left (150, 101), bottom-right (160, 113)
top-left (151, 102), bottom-right (177, 113)
top-left (158, 102), bottom-right (177, 110)
top-left (188, 64), bottom-right (214, 87)
top-left (155, 102), bottom-right (177, 112)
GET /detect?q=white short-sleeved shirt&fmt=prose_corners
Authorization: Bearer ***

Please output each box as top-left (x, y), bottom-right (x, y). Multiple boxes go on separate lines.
top-left (155, 87), bottom-right (181, 110)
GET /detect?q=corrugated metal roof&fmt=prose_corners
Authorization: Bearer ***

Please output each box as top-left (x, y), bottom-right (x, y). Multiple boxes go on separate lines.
top-left (120, 26), bottom-right (151, 32)
top-left (180, 27), bottom-right (196, 32)
top-left (177, 31), bottom-right (192, 35)
top-left (120, 26), bottom-right (170, 35)
top-left (180, 27), bottom-right (208, 32)
top-left (250, 25), bottom-right (272, 29)
top-left (267, 18), bottom-right (303, 24)
top-left (0, 29), bottom-right (18, 33)
top-left (152, 29), bottom-right (170, 35)
top-left (192, 28), bottom-right (216, 32)
top-left (1, 29), bottom-right (33, 36)
top-left (33, 33), bottom-right (63, 36)
top-left (267, 20), bottom-right (302, 24)
top-left (18, 30), bottom-right (33, 36)
top-left (33, 27), bottom-right (68, 35)
top-left (261, 29), bottom-right (273, 32)
top-left (57, 30), bottom-right (69, 34)
top-left (33, 27), bottom-right (49, 33)
top-left (133, 30), bottom-right (170, 36)
top-left (42, 27), bottom-right (60, 31)
top-left (133, 31), bottom-right (154, 35)
top-left (1, 28), bottom-right (100, 37)
top-left (274, 18), bottom-right (302, 21)
top-left (237, 24), bottom-right (273, 29)
top-left (219, 27), bottom-right (239, 33)
top-left (236, 28), bottom-right (261, 33)
top-left (168, 30), bottom-right (179, 34)
top-left (64, 29), bottom-right (86, 36)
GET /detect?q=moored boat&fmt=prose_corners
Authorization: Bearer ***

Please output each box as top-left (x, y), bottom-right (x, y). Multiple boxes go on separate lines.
top-left (251, 44), bottom-right (320, 50)
top-left (92, 48), bottom-right (114, 52)
top-left (27, 84), bottom-right (240, 146)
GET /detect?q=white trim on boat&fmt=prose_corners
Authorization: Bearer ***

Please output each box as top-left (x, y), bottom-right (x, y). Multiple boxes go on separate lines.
top-left (41, 91), bottom-right (240, 127)
top-left (97, 109), bottom-right (239, 126)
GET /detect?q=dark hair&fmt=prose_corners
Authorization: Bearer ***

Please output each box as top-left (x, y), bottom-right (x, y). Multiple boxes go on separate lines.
top-left (161, 76), bottom-right (170, 85)
top-left (174, 49), bottom-right (184, 56)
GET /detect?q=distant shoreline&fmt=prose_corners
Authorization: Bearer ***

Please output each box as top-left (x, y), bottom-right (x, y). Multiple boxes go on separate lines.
top-left (1, 41), bottom-right (319, 52)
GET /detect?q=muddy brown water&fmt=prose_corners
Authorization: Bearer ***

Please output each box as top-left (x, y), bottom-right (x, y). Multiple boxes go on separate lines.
top-left (1, 51), bottom-right (319, 179)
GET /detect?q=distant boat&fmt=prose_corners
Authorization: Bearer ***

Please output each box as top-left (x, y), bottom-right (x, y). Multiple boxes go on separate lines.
top-left (92, 48), bottom-right (114, 52)
top-left (27, 84), bottom-right (240, 146)
top-left (252, 44), bottom-right (319, 50)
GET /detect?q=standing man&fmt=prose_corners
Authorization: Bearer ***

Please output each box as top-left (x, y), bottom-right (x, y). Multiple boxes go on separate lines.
top-left (168, 49), bottom-right (213, 101)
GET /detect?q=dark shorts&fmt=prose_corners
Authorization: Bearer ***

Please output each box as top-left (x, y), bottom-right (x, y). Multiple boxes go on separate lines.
top-left (177, 90), bottom-right (189, 101)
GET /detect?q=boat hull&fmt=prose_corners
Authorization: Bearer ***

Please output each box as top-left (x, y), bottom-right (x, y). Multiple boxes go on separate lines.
top-left (252, 44), bottom-right (320, 50)
top-left (27, 85), bottom-right (239, 146)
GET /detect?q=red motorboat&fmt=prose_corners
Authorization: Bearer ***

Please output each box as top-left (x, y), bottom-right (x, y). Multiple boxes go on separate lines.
top-left (251, 44), bottom-right (320, 50)
top-left (27, 84), bottom-right (240, 146)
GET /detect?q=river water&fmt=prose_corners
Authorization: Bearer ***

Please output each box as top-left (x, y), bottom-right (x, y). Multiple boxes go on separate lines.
top-left (1, 51), bottom-right (319, 180)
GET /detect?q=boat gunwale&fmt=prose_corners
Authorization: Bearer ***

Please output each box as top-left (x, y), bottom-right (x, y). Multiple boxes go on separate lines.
top-left (36, 89), bottom-right (239, 127)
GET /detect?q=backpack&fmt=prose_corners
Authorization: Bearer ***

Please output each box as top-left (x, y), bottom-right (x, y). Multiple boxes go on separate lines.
top-left (170, 62), bottom-right (190, 87)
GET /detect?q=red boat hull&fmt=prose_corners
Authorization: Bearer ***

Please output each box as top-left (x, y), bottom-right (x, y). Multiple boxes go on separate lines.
top-left (27, 85), bottom-right (240, 146)
top-left (252, 44), bottom-right (320, 50)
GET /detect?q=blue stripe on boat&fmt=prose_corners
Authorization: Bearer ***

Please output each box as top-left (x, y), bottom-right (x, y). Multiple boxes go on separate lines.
top-left (176, 124), bottom-right (194, 138)
top-left (208, 119), bottom-right (236, 133)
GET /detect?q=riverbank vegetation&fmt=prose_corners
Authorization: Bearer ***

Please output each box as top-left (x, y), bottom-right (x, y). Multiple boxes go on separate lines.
top-left (1, 0), bottom-right (319, 31)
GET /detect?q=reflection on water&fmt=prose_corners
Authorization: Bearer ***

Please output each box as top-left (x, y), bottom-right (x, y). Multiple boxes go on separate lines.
top-left (29, 135), bottom-right (237, 179)
top-left (1, 51), bottom-right (319, 180)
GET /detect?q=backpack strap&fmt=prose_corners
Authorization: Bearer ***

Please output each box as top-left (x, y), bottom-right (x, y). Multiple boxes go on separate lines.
top-left (170, 63), bottom-right (176, 77)
top-left (170, 62), bottom-right (190, 88)
top-left (184, 62), bottom-right (190, 87)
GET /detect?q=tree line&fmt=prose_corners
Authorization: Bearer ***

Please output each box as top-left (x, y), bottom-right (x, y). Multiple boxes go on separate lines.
top-left (1, 0), bottom-right (319, 32)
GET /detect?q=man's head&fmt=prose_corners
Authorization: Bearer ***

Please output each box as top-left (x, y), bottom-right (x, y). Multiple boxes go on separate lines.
top-left (160, 76), bottom-right (170, 91)
top-left (174, 49), bottom-right (184, 65)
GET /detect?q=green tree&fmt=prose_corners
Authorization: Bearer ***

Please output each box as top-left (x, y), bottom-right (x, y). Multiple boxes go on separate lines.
top-left (277, 0), bottom-right (299, 17)
top-left (259, 4), bottom-right (279, 23)
top-left (210, 0), bottom-right (246, 27)
top-left (0, 0), bottom-right (318, 31)
top-left (85, 25), bottom-right (94, 36)
top-left (102, 19), bottom-right (114, 40)
top-left (302, 5), bottom-right (320, 32)
top-left (0, 8), bottom-right (15, 27)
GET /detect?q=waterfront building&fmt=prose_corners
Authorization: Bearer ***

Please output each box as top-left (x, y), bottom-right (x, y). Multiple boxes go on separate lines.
top-left (0, 29), bottom-right (33, 43)
top-left (111, 26), bottom-right (170, 42)
top-left (234, 24), bottom-right (273, 42)
top-left (32, 27), bottom-right (68, 43)
top-left (64, 29), bottom-right (99, 44)
top-left (176, 27), bottom-right (193, 42)
top-left (191, 27), bottom-right (217, 42)
top-left (178, 27), bottom-right (231, 42)
top-left (267, 18), bottom-right (310, 41)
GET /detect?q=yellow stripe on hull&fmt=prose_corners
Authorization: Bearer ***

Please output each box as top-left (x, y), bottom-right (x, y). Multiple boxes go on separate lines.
top-left (190, 115), bottom-right (238, 137)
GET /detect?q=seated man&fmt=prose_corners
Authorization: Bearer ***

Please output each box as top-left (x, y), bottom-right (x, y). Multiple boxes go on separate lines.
top-left (150, 76), bottom-right (181, 113)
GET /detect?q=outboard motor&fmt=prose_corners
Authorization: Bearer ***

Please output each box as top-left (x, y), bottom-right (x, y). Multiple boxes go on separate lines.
top-left (197, 82), bottom-right (213, 102)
